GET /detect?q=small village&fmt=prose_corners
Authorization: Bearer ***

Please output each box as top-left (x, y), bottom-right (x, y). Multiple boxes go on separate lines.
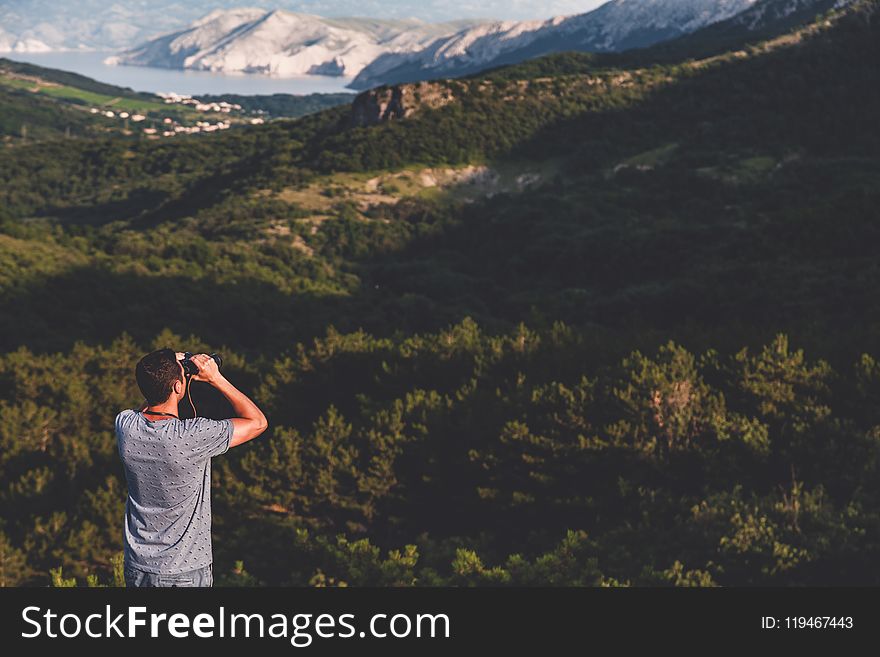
top-left (85, 91), bottom-right (266, 138)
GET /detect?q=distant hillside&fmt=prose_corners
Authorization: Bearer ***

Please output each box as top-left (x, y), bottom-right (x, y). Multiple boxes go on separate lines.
top-left (0, 58), bottom-right (153, 141)
top-left (350, 0), bottom-right (758, 89)
top-left (0, 57), bottom-right (151, 100)
top-left (0, 62), bottom-right (196, 142)
top-left (635, 0), bottom-right (856, 62)
top-left (316, 1), bottom-right (872, 176)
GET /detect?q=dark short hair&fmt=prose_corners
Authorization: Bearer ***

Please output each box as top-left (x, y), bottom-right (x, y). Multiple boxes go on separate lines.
top-left (135, 348), bottom-right (182, 405)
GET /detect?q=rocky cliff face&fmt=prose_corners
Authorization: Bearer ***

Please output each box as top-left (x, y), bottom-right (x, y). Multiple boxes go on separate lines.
top-left (350, 81), bottom-right (458, 127)
top-left (347, 71), bottom-right (647, 126)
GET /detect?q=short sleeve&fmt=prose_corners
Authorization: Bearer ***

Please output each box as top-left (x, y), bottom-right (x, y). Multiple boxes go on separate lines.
top-left (185, 417), bottom-right (233, 459)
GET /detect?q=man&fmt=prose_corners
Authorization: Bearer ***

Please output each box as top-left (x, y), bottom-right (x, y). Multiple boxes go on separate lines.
top-left (115, 349), bottom-right (268, 587)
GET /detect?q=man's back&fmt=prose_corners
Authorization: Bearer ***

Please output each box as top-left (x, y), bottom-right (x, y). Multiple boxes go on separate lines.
top-left (115, 409), bottom-right (233, 574)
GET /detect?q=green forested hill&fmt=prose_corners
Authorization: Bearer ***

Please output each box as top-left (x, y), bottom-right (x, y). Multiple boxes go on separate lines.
top-left (0, 57), bottom-right (154, 99)
top-left (1, 0), bottom-right (879, 586)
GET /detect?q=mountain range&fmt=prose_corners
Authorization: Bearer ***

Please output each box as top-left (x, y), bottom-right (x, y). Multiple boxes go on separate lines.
top-left (351, 0), bottom-right (758, 88)
top-left (105, 9), bottom-right (484, 77)
top-left (107, 0), bottom-right (764, 84)
top-left (0, 1), bottom-right (215, 52)
top-left (0, 0), bottom-right (528, 52)
top-left (2, 0), bottom-right (849, 90)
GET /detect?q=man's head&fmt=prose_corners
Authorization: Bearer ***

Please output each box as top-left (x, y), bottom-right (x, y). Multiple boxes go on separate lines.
top-left (135, 348), bottom-right (185, 406)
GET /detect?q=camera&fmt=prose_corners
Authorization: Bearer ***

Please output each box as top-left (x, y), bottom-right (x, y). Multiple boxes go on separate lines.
top-left (180, 352), bottom-right (223, 377)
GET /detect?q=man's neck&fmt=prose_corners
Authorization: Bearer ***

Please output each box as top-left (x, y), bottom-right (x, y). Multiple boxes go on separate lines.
top-left (142, 400), bottom-right (180, 420)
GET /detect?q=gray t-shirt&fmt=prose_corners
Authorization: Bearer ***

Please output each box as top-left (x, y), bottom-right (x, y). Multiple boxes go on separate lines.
top-left (115, 409), bottom-right (233, 574)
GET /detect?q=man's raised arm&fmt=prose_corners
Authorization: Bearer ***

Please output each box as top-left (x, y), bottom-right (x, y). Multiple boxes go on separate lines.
top-left (189, 353), bottom-right (268, 447)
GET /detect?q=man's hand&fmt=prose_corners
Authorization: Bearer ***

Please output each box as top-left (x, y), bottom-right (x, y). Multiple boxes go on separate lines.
top-left (190, 353), bottom-right (223, 385)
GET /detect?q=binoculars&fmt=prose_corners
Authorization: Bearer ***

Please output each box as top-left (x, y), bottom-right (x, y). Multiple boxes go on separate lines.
top-left (180, 352), bottom-right (223, 377)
